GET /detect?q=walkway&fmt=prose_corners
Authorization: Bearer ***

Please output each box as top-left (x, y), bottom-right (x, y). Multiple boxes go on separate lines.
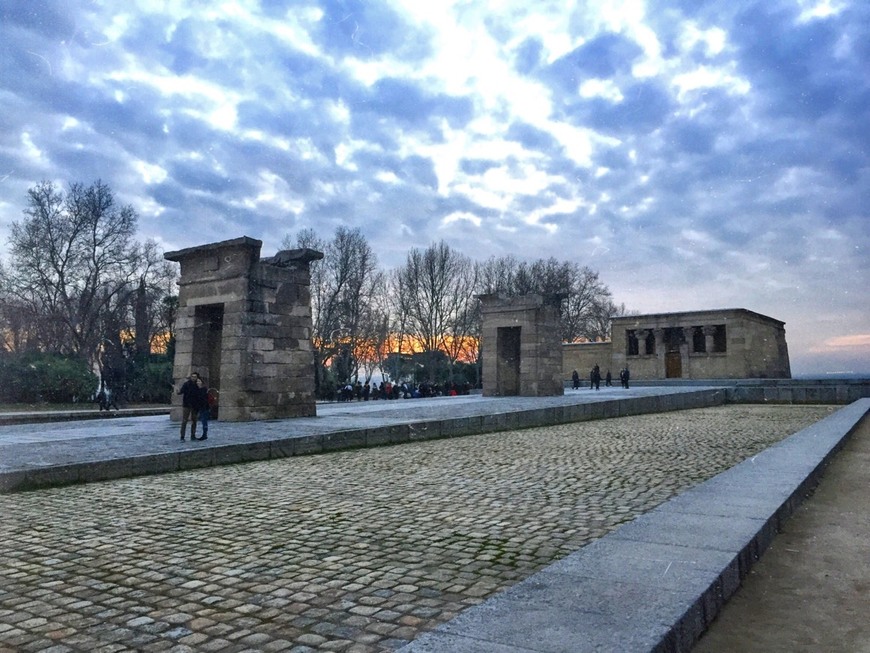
top-left (0, 386), bottom-right (725, 493)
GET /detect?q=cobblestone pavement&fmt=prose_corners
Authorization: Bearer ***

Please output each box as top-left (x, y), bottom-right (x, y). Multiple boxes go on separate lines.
top-left (0, 404), bottom-right (834, 653)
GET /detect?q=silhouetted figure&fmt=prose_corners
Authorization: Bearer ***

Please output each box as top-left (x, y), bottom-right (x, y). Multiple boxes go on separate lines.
top-left (177, 372), bottom-right (201, 440)
top-left (192, 377), bottom-right (211, 441)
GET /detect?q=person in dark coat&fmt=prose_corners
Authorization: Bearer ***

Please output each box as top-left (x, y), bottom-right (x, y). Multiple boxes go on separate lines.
top-left (571, 370), bottom-right (580, 390)
top-left (591, 364), bottom-right (601, 390)
top-left (177, 372), bottom-right (200, 441)
top-left (192, 377), bottom-right (210, 441)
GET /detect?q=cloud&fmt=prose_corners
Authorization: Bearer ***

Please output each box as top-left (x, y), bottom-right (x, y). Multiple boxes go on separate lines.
top-left (314, 0), bottom-right (426, 58)
top-left (548, 32), bottom-right (645, 83)
top-left (0, 0), bottom-right (867, 375)
top-left (816, 334), bottom-right (870, 351)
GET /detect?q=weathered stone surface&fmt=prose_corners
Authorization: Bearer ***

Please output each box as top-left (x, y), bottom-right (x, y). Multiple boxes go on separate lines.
top-left (565, 308), bottom-right (792, 382)
top-left (479, 293), bottom-right (564, 397)
top-left (165, 238), bottom-right (322, 422)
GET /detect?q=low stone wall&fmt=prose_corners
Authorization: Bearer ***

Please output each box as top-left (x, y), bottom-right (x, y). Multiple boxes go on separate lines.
top-left (595, 378), bottom-right (870, 405)
top-left (728, 379), bottom-right (870, 404)
top-left (563, 341), bottom-right (613, 380)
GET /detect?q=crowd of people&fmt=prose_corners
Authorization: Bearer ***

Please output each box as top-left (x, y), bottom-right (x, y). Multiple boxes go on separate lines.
top-left (336, 380), bottom-right (473, 402)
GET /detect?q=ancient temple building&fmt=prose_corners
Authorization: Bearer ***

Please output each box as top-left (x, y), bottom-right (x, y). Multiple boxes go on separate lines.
top-left (563, 308), bottom-right (791, 381)
top-left (479, 293), bottom-right (565, 396)
top-left (164, 237), bottom-right (322, 421)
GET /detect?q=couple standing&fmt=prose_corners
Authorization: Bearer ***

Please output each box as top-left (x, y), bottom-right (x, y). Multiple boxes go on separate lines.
top-left (178, 372), bottom-right (215, 441)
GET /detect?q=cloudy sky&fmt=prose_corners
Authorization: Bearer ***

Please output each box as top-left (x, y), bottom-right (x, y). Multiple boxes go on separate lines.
top-left (1, 0), bottom-right (868, 376)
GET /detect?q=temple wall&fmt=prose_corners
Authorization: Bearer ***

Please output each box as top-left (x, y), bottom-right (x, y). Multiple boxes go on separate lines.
top-left (567, 308), bottom-right (791, 381)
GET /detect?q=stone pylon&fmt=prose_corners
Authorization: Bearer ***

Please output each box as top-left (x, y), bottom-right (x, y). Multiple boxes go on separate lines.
top-left (478, 293), bottom-right (565, 397)
top-left (165, 236), bottom-right (323, 421)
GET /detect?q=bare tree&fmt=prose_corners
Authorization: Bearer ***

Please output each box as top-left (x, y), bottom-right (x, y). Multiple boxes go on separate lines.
top-left (0, 262), bottom-right (24, 352)
top-left (6, 180), bottom-right (142, 368)
top-left (477, 254), bottom-right (613, 343)
top-left (128, 241), bottom-right (178, 355)
top-left (354, 272), bottom-right (390, 384)
top-left (477, 254), bottom-right (521, 294)
top-left (395, 241), bottom-right (477, 382)
top-left (282, 228), bottom-right (330, 349)
top-left (283, 226), bottom-right (382, 387)
top-left (586, 300), bottom-right (638, 342)
top-left (560, 265), bottom-right (612, 342)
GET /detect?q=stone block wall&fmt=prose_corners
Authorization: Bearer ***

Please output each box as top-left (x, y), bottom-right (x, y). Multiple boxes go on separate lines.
top-left (609, 308), bottom-right (791, 380)
top-left (479, 293), bottom-right (564, 397)
top-left (563, 342), bottom-right (613, 382)
top-left (165, 237), bottom-right (322, 422)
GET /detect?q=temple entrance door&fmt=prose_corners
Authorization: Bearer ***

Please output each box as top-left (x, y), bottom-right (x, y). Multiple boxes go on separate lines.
top-left (496, 326), bottom-right (521, 395)
top-left (665, 351), bottom-right (682, 378)
top-left (193, 304), bottom-right (224, 418)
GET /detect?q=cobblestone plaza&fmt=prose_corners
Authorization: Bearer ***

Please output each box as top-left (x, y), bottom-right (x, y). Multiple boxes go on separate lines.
top-left (0, 404), bottom-right (835, 653)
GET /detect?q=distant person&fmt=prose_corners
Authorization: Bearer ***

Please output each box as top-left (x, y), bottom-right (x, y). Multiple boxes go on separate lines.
top-left (177, 372), bottom-right (200, 441)
top-left (592, 364), bottom-right (601, 390)
top-left (571, 370), bottom-right (580, 390)
top-left (605, 370), bottom-right (612, 387)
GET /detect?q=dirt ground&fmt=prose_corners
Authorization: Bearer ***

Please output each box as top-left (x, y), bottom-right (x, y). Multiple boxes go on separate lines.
top-left (692, 415), bottom-right (870, 653)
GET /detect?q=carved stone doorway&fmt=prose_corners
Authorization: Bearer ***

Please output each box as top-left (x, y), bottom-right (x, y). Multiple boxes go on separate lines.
top-left (194, 304), bottom-right (224, 418)
top-left (665, 351), bottom-right (682, 378)
top-left (496, 326), bottom-right (521, 395)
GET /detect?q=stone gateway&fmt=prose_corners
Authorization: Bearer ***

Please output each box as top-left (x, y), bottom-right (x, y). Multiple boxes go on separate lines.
top-left (479, 293), bottom-right (565, 397)
top-left (165, 236), bottom-right (323, 422)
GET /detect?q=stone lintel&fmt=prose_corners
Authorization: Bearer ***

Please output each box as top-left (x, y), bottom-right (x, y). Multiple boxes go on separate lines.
top-left (164, 236), bottom-right (263, 262)
top-left (262, 248), bottom-right (325, 267)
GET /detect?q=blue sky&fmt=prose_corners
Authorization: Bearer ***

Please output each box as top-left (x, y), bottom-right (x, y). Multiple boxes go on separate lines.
top-left (1, 0), bottom-right (868, 376)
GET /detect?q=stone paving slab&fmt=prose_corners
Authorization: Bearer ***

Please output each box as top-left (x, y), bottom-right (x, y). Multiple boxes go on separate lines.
top-left (399, 398), bottom-right (869, 653)
top-left (0, 403), bottom-right (836, 653)
top-left (0, 387), bottom-right (727, 493)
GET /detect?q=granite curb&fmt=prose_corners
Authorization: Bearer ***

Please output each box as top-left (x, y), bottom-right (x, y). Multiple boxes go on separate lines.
top-left (398, 398), bottom-right (870, 653)
top-left (0, 388), bottom-right (727, 493)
